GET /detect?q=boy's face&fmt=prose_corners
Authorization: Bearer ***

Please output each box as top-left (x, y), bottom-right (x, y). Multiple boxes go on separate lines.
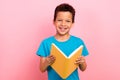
top-left (54, 11), bottom-right (73, 36)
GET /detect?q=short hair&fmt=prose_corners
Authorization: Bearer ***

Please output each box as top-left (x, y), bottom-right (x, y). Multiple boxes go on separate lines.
top-left (53, 3), bottom-right (75, 23)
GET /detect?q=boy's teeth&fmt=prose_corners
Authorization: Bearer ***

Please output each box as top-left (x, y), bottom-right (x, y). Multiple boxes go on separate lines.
top-left (59, 27), bottom-right (67, 31)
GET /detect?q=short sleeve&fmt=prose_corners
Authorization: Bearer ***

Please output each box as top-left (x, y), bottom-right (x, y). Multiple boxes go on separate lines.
top-left (36, 40), bottom-right (47, 57)
top-left (81, 41), bottom-right (89, 56)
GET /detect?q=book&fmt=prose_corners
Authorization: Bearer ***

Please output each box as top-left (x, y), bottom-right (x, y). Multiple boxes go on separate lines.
top-left (50, 43), bottom-right (83, 79)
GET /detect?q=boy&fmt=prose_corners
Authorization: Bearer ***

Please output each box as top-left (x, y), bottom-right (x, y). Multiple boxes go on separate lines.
top-left (36, 3), bottom-right (89, 80)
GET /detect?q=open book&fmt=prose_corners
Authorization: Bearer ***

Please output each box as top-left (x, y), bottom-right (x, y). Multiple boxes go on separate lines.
top-left (50, 43), bottom-right (83, 79)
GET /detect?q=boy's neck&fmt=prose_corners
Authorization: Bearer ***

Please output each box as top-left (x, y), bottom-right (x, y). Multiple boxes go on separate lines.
top-left (54, 34), bottom-right (70, 42)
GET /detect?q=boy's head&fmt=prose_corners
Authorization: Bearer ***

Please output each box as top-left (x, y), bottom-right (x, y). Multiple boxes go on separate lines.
top-left (54, 3), bottom-right (75, 23)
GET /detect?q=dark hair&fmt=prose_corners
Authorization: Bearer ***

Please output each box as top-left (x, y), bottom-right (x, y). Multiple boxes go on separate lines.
top-left (53, 3), bottom-right (75, 23)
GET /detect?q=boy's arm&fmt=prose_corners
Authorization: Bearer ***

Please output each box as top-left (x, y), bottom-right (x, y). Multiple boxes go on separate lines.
top-left (79, 60), bottom-right (87, 71)
top-left (39, 57), bottom-right (49, 72)
top-left (39, 55), bottom-right (56, 72)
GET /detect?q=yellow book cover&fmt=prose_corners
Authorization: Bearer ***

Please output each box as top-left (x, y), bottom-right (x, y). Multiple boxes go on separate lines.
top-left (50, 43), bottom-right (83, 79)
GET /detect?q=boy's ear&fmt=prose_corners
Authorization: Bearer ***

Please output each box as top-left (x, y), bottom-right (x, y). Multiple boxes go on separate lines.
top-left (71, 23), bottom-right (74, 27)
top-left (53, 21), bottom-right (55, 25)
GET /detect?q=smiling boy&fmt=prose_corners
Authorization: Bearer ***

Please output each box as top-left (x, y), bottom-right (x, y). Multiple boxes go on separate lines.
top-left (36, 3), bottom-right (89, 80)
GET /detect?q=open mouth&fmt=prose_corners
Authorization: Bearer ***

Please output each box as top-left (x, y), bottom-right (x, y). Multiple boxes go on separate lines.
top-left (59, 27), bottom-right (68, 32)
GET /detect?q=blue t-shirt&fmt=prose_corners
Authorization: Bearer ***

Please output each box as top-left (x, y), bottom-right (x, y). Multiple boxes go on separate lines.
top-left (36, 35), bottom-right (89, 80)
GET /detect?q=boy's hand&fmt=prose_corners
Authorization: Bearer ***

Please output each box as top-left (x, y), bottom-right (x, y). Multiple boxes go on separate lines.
top-left (75, 56), bottom-right (87, 71)
top-left (75, 56), bottom-right (86, 65)
top-left (46, 55), bottom-right (56, 65)
top-left (40, 55), bottom-right (56, 72)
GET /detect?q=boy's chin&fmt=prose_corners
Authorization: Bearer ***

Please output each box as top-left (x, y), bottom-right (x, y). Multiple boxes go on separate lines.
top-left (57, 32), bottom-right (69, 36)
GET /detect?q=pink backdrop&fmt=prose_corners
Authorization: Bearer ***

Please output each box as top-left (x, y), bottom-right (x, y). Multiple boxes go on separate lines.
top-left (0, 0), bottom-right (120, 80)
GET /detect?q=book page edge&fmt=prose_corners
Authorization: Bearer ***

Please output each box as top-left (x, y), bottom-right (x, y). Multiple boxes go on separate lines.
top-left (52, 43), bottom-right (68, 58)
top-left (68, 45), bottom-right (83, 58)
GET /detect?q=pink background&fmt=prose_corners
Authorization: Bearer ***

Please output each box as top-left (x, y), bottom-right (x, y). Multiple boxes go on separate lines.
top-left (0, 0), bottom-right (120, 80)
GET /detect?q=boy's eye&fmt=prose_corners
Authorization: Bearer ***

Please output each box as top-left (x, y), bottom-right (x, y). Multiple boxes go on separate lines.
top-left (56, 19), bottom-right (71, 22)
top-left (57, 20), bottom-right (62, 21)
top-left (66, 20), bottom-right (71, 22)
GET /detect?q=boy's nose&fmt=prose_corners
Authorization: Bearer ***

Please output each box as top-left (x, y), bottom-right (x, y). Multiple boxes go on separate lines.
top-left (61, 21), bottom-right (66, 26)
